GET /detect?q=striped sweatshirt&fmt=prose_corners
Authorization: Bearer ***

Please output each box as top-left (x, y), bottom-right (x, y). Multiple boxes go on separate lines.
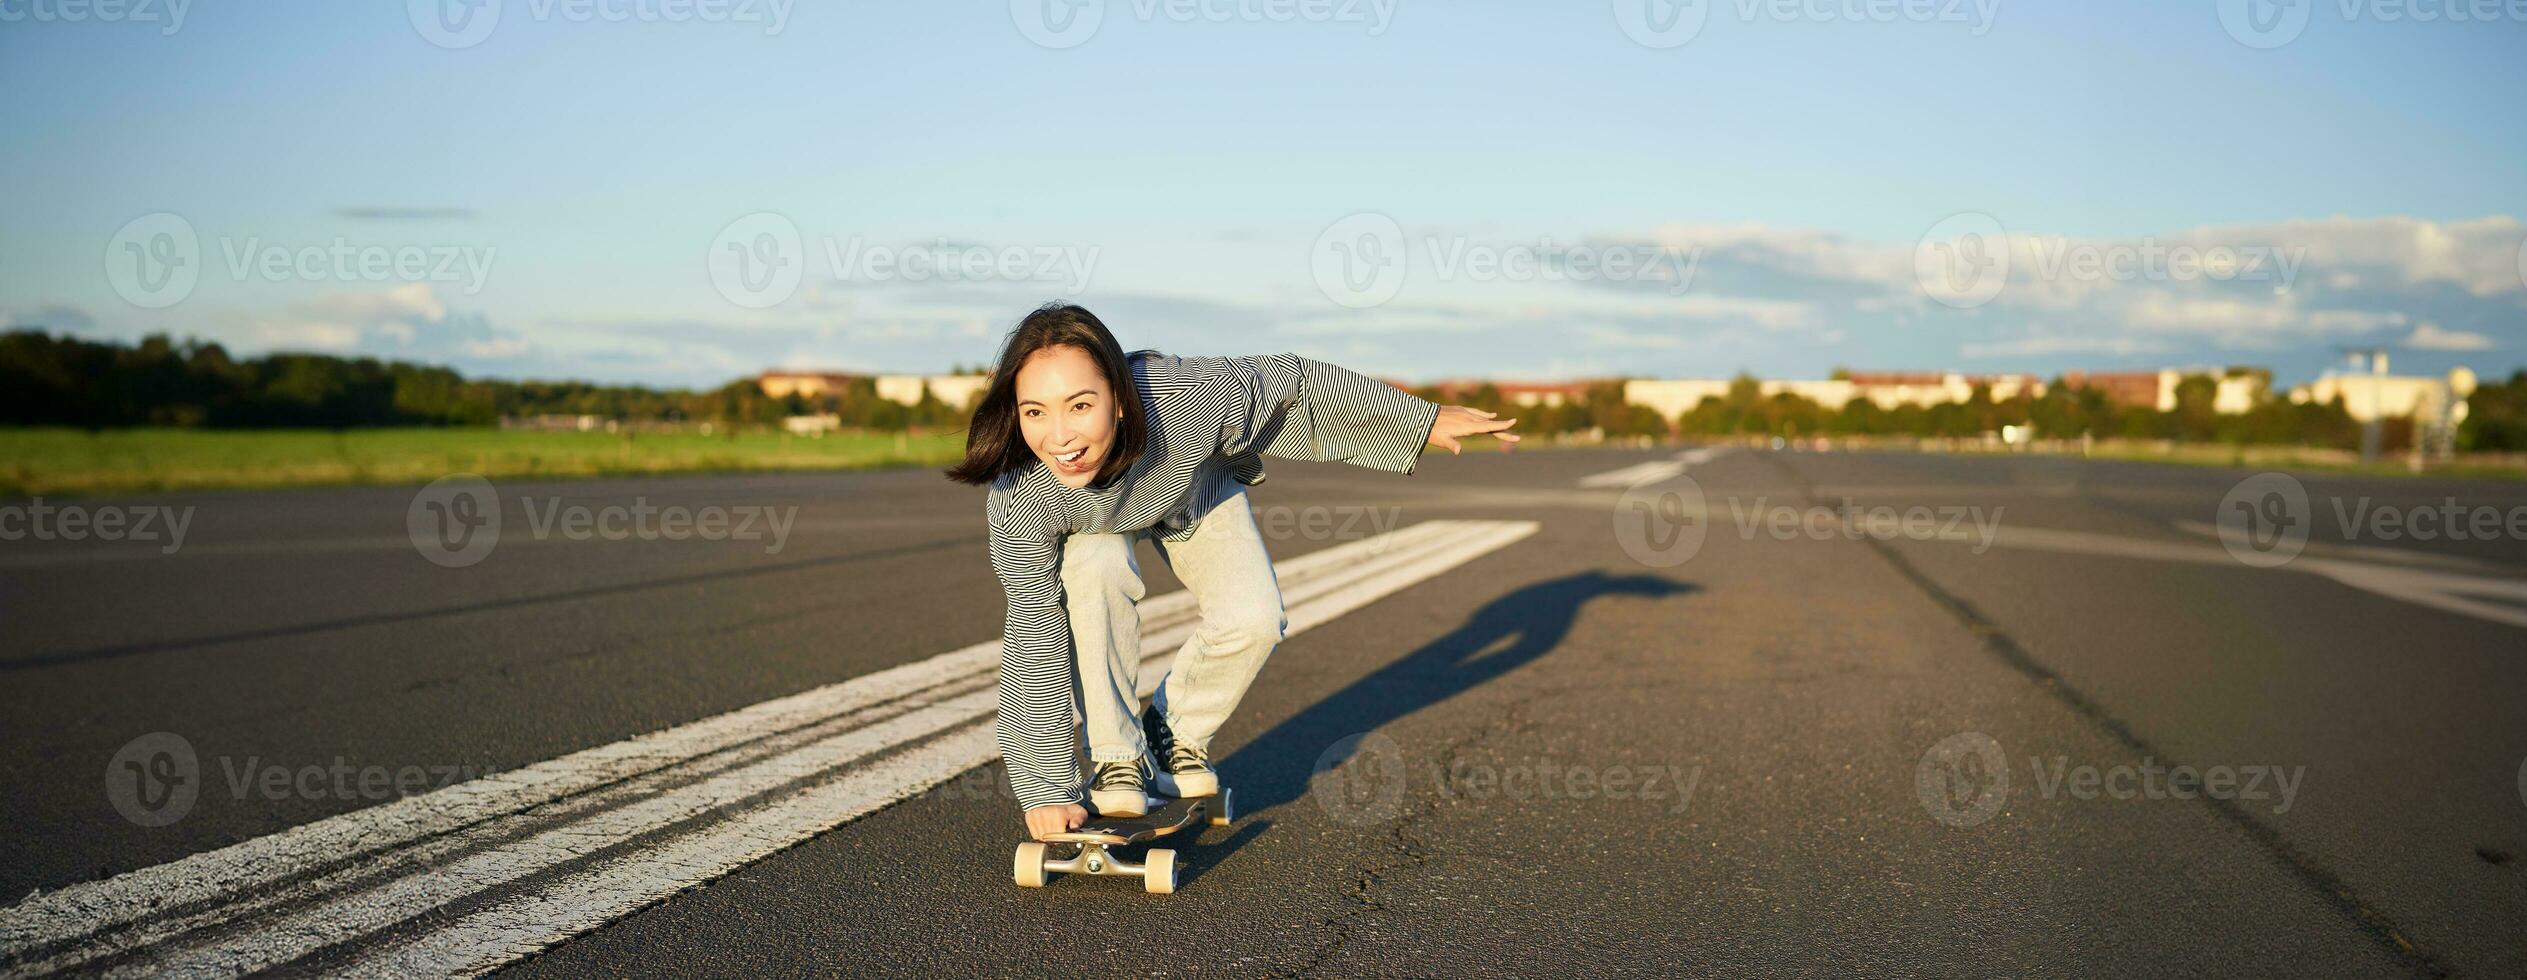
top-left (986, 352), bottom-right (1442, 810)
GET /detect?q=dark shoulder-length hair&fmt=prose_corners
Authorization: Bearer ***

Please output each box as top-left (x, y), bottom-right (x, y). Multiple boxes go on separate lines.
top-left (944, 303), bottom-right (1151, 489)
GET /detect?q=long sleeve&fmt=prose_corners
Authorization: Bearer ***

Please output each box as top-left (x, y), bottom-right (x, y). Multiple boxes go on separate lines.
top-left (985, 493), bottom-right (1082, 811)
top-left (1217, 353), bottom-right (1442, 475)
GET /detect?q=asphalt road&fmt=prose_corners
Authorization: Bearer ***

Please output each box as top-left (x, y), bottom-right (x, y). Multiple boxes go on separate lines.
top-left (2, 447), bottom-right (2523, 977)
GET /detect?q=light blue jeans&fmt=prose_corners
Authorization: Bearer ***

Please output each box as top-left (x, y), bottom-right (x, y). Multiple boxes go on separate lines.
top-left (1059, 471), bottom-right (1288, 766)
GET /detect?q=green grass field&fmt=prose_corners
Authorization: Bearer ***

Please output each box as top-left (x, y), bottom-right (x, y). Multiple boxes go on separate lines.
top-left (0, 427), bottom-right (970, 497)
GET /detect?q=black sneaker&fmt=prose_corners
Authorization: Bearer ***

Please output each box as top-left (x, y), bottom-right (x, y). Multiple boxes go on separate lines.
top-left (1088, 758), bottom-right (1150, 817)
top-left (1142, 709), bottom-right (1219, 798)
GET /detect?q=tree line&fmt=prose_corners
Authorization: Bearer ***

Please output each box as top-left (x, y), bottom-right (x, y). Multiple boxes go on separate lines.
top-left (0, 330), bottom-right (963, 430)
top-left (7, 329), bottom-right (2522, 451)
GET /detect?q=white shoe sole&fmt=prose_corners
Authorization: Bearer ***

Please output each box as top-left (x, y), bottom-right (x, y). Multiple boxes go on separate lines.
top-left (1152, 768), bottom-right (1218, 798)
top-left (1089, 787), bottom-right (1150, 817)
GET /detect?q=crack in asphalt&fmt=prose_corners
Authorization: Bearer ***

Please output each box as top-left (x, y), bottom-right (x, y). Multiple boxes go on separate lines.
top-left (1276, 695), bottom-right (1543, 979)
top-left (1760, 451), bottom-right (2454, 980)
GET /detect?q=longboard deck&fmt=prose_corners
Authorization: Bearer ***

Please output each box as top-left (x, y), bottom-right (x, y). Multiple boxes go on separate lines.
top-left (1042, 795), bottom-right (1210, 846)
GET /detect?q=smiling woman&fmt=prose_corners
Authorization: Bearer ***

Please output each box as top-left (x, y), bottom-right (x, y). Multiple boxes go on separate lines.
top-left (943, 302), bottom-right (1519, 842)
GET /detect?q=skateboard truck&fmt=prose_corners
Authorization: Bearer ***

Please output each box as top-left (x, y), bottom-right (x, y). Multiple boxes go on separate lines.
top-left (1014, 788), bottom-right (1234, 894)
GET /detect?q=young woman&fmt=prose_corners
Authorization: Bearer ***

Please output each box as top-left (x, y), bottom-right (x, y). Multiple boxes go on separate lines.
top-left (945, 304), bottom-right (1520, 841)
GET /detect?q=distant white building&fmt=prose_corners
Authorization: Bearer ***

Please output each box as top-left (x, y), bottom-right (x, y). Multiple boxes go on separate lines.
top-left (2288, 363), bottom-right (2475, 425)
top-left (875, 374), bottom-right (988, 410)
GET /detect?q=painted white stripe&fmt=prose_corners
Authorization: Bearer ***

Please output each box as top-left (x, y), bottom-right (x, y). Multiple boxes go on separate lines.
top-left (1955, 525), bottom-right (2527, 630)
top-left (1675, 446), bottom-right (1731, 467)
top-left (338, 523), bottom-right (1544, 977)
top-left (3, 519), bottom-right (1537, 977)
top-left (0, 518), bottom-right (1471, 967)
top-left (1578, 460), bottom-right (1686, 489)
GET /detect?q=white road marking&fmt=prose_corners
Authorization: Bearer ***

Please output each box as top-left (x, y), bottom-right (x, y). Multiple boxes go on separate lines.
top-left (1956, 525), bottom-right (2527, 630)
top-left (1578, 460), bottom-right (1685, 489)
top-left (1, 519), bottom-right (1537, 977)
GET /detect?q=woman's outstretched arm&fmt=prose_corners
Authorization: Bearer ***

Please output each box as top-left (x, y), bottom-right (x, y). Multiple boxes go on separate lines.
top-left (1215, 354), bottom-right (1517, 473)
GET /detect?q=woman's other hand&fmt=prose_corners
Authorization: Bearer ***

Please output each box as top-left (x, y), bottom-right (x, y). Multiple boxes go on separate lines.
top-left (1025, 802), bottom-right (1089, 840)
top-left (1427, 406), bottom-right (1521, 454)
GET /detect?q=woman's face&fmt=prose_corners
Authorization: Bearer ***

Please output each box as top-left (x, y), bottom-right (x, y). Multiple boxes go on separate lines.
top-left (1014, 345), bottom-right (1119, 488)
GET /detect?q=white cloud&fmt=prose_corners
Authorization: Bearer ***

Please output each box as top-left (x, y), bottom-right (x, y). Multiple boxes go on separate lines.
top-left (2404, 322), bottom-right (2495, 351)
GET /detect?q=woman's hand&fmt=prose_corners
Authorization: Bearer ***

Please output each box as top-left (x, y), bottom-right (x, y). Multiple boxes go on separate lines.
top-left (1025, 802), bottom-right (1089, 840)
top-left (1427, 406), bottom-right (1521, 454)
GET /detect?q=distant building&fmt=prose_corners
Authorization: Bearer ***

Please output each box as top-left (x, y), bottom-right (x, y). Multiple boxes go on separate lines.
top-left (1622, 372), bottom-right (2043, 418)
top-left (1408, 379), bottom-right (1600, 408)
top-left (757, 371), bottom-right (863, 400)
top-left (2055, 371), bottom-right (2162, 410)
top-left (874, 374), bottom-right (989, 410)
top-left (2288, 364), bottom-right (2475, 425)
top-left (757, 371), bottom-right (988, 410)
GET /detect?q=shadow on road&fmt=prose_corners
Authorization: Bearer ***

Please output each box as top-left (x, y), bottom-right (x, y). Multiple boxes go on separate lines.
top-left (1216, 570), bottom-right (1697, 821)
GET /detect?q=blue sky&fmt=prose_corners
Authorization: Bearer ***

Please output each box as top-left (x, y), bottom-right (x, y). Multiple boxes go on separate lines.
top-left (3, 0), bottom-right (2523, 388)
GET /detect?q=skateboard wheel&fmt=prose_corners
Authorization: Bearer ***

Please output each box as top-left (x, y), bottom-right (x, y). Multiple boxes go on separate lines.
top-left (1144, 848), bottom-right (1177, 894)
top-left (1013, 841), bottom-right (1048, 888)
top-left (1210, 787), bottom-right (1234, 827)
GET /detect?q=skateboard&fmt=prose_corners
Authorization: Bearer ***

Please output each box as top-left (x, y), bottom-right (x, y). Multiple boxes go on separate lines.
top-left (1012, 788), bottom-right (1234, 894)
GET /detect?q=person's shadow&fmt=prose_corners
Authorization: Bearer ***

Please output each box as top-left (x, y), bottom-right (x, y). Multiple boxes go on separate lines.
top-left (1218, 569), bottom-right (1697, 819)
